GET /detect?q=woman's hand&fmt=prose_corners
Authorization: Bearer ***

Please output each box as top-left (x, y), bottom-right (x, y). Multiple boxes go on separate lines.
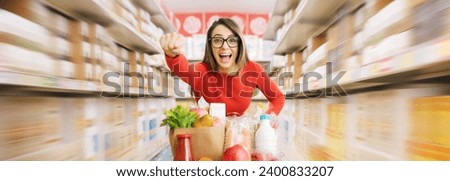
top-left (159, 32), bottom-right (184, 57)
top-left (268, 112), bottom-right (279, 130)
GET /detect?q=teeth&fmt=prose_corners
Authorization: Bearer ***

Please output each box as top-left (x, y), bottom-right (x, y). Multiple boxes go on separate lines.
top-left (219, 54), bottom-right (231, 58)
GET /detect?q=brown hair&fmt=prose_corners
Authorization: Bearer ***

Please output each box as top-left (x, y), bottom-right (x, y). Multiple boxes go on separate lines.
top-left (202, 18), bottom-right (249, 72)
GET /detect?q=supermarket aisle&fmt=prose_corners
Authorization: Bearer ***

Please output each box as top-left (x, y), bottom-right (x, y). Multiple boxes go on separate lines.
top-left (1, 0), bottom-right (450, 161)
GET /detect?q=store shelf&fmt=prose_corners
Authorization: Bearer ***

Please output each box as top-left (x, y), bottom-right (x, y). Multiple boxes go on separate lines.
top-left (273, 0), bottom-right (349, 55)
top-left (293, 35), bottom-right (450, 97)
top-left (44, 0), bottom-right (112, 25)
top-left (132, 0), bottom-right (176, 33)
top-left (254, 60), bottom-right (272, 64)
top-left (0, 70), bottom-right (99, 94)
top-left (263, 16), bottom-right (284, 40)
top-left (107, 20), bottom-right (162, 55)
top-left (45, 0), bottom-right (162, 55)
top-left (272, 0), bottom-right (301, 15)
top-left (151, 15), bottom-right (176, 33)
top-left (264, 0), bottom-right (300, 40)
top-left (0, 70), bottom-right (177, 98)
top-left (311, 0), bottom-right (364, 38)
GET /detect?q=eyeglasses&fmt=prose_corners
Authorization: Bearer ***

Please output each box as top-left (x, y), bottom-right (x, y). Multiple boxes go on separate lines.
top-left (209, 36), bottom-right (240, 48)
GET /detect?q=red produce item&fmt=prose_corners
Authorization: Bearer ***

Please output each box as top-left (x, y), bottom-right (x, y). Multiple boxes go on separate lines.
top-left (222, 144), bottom-right (250, 161)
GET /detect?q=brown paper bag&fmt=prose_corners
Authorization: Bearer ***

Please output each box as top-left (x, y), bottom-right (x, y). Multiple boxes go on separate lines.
top-left (169, 126), bottom-right (225, 161)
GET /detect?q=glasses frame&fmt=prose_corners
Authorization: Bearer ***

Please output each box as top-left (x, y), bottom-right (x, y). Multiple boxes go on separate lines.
top-left (209, 36), bottom-right (240, 48)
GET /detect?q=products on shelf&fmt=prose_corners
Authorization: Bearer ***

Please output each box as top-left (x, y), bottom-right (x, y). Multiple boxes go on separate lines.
top-left (362, 30), bottom-right (414, 65)
top-left (9, 141), bottom-right (82, 161)
top-left (292, 51), bottom-right (303, 84)
top-left (0, 97), bottom-right (62, 160)
top-left (104, 125), bottom-right (137, 160)
top-left (51, 37), bottom-right (71, 61)
top-left (413, 0), bottom-right (450, 44)
top-left (49, 10), bottom-right (70, 38)
top-left (291, 85), bottom-right (449, 161)
top-left (303, 99), bottom-right (323, 134)
top-left (0, 10), bottom-right (51, 51)
top-left (1, 0), bottom-right (51, 31)
top-left (364, 0), bottom-right (422, 47)
top-left (408, 96), bottom-right (450, 160)
top-left (364, 0), bottom-right (394, 19)
top-left (303, 42), bottom-right (328, 73)
top-left (271, 55), bottom-right (287, 68)
top-left (325, 104), bottom-right (347, 160)
top-left (59, 60), bottom-right (75, 78)
top-left (0, 43), bottom-right (55, 76)
top-left (104, 99), bottom-right (125, 126)
top-left (354, 90), bottom-right (403, 154)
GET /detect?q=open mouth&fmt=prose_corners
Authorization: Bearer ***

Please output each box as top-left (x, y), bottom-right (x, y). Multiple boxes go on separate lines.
top-left (219, 53), bottom-right (232, 63)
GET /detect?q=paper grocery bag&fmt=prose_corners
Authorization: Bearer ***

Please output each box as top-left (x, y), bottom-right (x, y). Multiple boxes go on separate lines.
top-left (169, 126), bottom-right (225, 161)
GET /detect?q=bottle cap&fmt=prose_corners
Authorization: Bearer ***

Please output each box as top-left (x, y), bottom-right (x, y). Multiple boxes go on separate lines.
top-left (260, 114), bottom-right (271, 121)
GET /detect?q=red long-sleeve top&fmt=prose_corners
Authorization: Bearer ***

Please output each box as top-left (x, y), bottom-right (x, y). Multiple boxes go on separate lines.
top-left (166, 54), bottom-right (285, 116)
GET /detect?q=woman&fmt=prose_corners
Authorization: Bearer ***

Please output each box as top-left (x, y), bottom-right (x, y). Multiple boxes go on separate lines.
top-left (160, 18), bottom-right (284, 116)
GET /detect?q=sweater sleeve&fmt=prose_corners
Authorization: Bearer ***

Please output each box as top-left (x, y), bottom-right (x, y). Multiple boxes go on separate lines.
top-left (253, 63), bottom-right (285, 115)
top-left (165, 54), bottom-right (202, 88)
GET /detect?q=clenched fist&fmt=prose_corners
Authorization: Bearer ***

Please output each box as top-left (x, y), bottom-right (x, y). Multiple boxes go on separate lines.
top-left (159, 32), bottom-right (184, 57)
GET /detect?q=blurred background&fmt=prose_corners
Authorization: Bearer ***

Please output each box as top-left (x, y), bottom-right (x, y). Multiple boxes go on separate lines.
top-left (0, 0), bottom-right (449, 161)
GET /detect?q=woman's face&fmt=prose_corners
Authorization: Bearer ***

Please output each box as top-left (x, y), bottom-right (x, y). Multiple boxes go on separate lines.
top-left (210, 25), bottom-right (239, 73)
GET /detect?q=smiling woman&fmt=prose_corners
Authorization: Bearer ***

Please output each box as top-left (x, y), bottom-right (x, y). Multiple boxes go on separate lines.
top-left (160, 18), bottom-right (285, 116)
top-left (206, 21), bottom-right (244, 74)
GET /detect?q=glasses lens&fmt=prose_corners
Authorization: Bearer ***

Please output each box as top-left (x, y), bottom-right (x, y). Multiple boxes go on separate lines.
top-left (211, 38), bottom-right (224, 48)
top-left (227, 37), bottom-right (238, 47)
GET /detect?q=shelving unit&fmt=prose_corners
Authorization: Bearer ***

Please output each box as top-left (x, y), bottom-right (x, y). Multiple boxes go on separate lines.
top-left (0, 0), bottom-right (176, 161)
top-left (0, 70), bottom-right (98, 93)
top-left (0, 69), bottom-right (175, 98)
top-left (264, 0), bottom-right (300, 40)
top-left (45, 0), bottom-right (162, 54)
top-left (268, 0), bottom-right (450, 161)
top-left (273, 0), bottom-right (363, 55)
top-left (132, 0), bottom-right (176, 33)
top-left (288, 34), bottom-right (450, 98)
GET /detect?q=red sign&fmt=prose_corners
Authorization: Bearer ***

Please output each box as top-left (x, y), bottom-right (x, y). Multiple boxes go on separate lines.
top-left (173, 13), bottom-right (268, 37)
top-left (248, 14), bottom-right (269, 37)
top-left (173, 13), bottom-right (204, 36)
top-left (205, 13), bottom-right (247, 34)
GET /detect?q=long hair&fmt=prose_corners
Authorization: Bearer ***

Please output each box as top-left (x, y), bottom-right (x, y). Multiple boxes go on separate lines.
top-left (202, 18), bottom-right (249, 72)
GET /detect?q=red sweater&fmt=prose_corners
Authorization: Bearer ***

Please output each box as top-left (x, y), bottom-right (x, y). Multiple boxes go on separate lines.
top-left (166, 54), bottom-right (285, 116)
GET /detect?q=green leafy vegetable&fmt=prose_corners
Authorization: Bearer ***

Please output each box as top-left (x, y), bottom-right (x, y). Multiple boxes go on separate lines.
top-left (160, 105), bottom-right (197, 128)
